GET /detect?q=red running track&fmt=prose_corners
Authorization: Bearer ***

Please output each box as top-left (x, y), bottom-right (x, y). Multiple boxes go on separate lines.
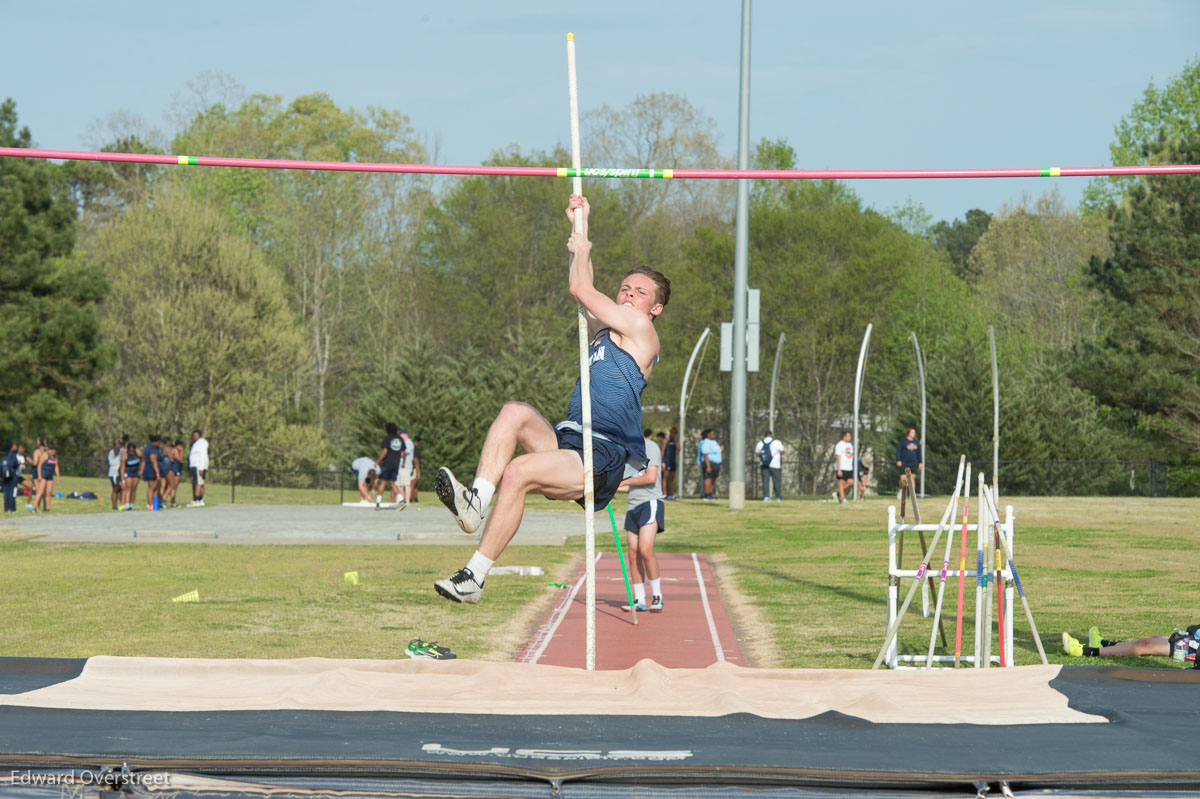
top-left (517, 552), bottom-right (744, 669)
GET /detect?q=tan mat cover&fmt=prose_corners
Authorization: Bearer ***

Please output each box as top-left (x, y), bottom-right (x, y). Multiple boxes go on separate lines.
top-left (0, 657), bottom-right (1104, 725)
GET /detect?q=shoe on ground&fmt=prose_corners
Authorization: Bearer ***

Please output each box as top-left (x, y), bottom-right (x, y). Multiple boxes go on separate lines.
top-left (195, 499), bottom-right (205, 507)
top-left (621, 600), bottom-right (647, 612)
top-left (762, 497), bottom-right (770, 502)
top-left (435, 467), bottom-right (483, 534)
top-left (775, 498), bottom-right (782, 502)
top-left (1062, 632), bottom-right (1083, 657)
top-left (1088, 626), bottom-right (1103, 649)
top-left (406, 638), bottom-right (457, 660)
top-left (434, 567), bottom-right (484, 604)
top-left (650, 595), bottom-right (664, 613)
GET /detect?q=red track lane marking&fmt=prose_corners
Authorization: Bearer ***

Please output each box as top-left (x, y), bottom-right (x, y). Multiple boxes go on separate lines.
top-left (516, 552), bottom-right (743, 669)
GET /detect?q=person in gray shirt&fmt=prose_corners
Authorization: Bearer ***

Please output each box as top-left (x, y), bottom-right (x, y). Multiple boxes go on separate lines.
top-left (618, 428), bottom-right (666, 613)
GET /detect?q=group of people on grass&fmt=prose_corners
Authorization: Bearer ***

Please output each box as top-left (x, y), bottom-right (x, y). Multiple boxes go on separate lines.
top-left (107, 430), bottom-right (209, 511)
top-left (351, 424), bottom-right (420, 509)
top-left (1, 438), bottom-right (59, 514)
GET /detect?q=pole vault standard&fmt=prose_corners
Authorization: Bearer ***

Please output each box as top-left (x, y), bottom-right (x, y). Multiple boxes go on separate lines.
top-left (678, 328), bottom-right (712, 500)
top-left (565, 33), bottom-right (597, 671)
top-left (852, 324), bottom-right (872, 501)
top-left (909, 332), bottom-right (927, 498)
top-left (4, 147), bottom-right (1200, 180)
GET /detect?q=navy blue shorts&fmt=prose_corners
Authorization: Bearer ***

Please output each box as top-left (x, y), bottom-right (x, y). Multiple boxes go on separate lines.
top-left (624, 499), bottom-right (665, 534)
top-left (142, 469), bottom-right (160, 482)
top-left (555, 426), bottom-right (629, 511)
top-left (378, 465), bottom-right (399, 483)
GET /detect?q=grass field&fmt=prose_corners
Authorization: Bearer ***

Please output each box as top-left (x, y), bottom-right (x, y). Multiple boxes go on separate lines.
top-left (2, 476), bottom-right (1194, 670)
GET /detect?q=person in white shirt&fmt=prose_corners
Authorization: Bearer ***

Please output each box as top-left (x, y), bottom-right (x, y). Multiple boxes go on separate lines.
top-left (833, 431), bottom-right (854, 504)
top-left (350, 456), bottom-right (379, 502)
top-left (618, 429), bottom-right (666, 613)
top-left (187, 430), bottom-right (209, 507)
top-left (107, 436), bottom-right (126, 510)
top-left (754, 430), bottom-right (785, 502)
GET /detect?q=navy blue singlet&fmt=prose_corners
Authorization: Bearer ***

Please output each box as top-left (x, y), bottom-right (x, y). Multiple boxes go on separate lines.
top-left (564, 330), bottom-right (648, 469)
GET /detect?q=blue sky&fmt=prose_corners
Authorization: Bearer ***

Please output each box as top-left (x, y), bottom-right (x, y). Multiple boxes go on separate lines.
top-left (5, 1), bottom-right (1198, 223)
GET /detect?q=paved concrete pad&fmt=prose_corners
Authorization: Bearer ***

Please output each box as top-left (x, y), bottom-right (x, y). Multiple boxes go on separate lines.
top-left (0, 504), bottom-right (579, 546)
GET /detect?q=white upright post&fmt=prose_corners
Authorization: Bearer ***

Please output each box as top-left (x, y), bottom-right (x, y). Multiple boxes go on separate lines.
top-left (565, 33), bottom-right (595, 671)
top-left (678, 328), bottom-right (712, 500)
top-left (886, 505), bottom-right (899, 669)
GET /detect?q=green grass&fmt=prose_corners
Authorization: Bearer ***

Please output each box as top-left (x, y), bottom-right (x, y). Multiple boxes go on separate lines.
top-left (2, 486), bottom-right (1195, 670)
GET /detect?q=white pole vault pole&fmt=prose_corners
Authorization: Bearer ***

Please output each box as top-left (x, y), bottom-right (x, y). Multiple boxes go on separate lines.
top-left (566, 33), bottom-right (596, 671)
top-left (768, 332), bottom-right (786, 435)
top-left (852, 324), bottom-right (872, 501)
top-left (989, 324), bottom-right (999, 498)
top-left (910, 332), bottom-right (927, 498)
top-left (679, 327), bottom-right (712, 500)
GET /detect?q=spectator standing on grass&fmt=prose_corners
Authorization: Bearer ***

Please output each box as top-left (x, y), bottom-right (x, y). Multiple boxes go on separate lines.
top-left (396, 429), bottom-right (415, 509)
top-left (895, 427), bottom-right (922, 489)
top-left (120, 439), bottom-right (140, 510)
top-left (350, 456), bottom-right (378, 502)
top-left (36, 443), bottom-right (58, 513)
top-left (834, 431), bottom-right (854, 504)
top-left (697, 428), bottom-right (723, 500)
top-left (29, 437), bottom-right (46, 510)
top-left (107, 436), bottom-right (126, 510)
top-left (410, 436), bottom-right (422, 504)
top-left (618, 429), bottom-right (667, 613)
top-left (188, 430), bottom-right (209, 507)
top-left (14, 444), bottom-right (28, 504)
top-left (375, 423), bottom-right (404, 507)
top-left (856, 456), bottom-right (869, 498)
top-left (755, 430), bottom-right (785, 502)
top-left (662, 427), bottom-right (678, 500)
top-left (1, 442), bottom-right (18, 514)
top-left (164, 439), bottom-right (183, 507)
top-left (142, 435), bottom-right (163, 510)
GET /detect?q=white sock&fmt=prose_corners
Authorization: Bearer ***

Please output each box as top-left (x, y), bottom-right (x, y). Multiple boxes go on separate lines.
top-left (472, 478), bottom-right (496, 508)
top-left (465, 550), bottom-right (494, 582)
top-left (649, 578), bottom-right (662, 598)
top-left (633, 583), bottom-right (646, 603)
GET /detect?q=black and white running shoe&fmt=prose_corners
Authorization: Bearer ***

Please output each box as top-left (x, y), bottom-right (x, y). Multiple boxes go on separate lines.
top-left (435, 467), bottom-right (483, 534)
top-left (434, 567), bottom-right (485, 604)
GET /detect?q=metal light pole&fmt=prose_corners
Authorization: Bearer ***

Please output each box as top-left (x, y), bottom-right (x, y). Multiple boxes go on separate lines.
top-left (728, 0), bottom-right (752, 510)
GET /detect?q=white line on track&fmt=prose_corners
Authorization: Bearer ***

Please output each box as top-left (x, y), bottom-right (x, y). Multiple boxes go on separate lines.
top-left (522, 553), bottom-right (602, 665)
top-left (691, 552), bottom-right (725, 662)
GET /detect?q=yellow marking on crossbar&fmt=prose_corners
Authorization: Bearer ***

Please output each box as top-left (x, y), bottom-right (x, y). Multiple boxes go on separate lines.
top-left (557, 167), bottom-right (569, 177)
top-left (663, 169), bottom-right (674, 179)
top-left (178, 155), bottom-right (189, 165)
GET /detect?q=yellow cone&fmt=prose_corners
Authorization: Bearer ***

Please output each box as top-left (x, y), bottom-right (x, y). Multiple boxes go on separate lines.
top-left (344, 571), bottom-right (359, 585)
top-left (172, 589), bottom-right (199, 603)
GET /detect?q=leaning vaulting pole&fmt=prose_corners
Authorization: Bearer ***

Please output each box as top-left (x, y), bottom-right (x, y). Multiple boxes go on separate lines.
top-left (979, 488), bottom-right (1048, 665)
top-left (678, 327), bottom-right (712, 499)
top-left (926, 462), bottom-right (967, 668)
top-left (909, 332), bottom-right (927, 497)
top-left (5, 147), bottom-right (1199, 181)
top-left (607, 504), bottom-right (637, 625)
top-left (953, 463), bottom-right (973, 666)
top-left (565, 32), bottom-right (596, 671)
top-left (989, 325), bottom-right (999, 498)
top-left (768, 332), bottom-right (786, 434)
top-left (873, 455), bottom-right (965, 670)
top-left (852, 324), bottom-right (873, 501)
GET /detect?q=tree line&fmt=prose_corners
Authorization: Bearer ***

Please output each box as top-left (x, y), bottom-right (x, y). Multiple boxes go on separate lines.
top-left (1, 57), bottom-right (1198, 491)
